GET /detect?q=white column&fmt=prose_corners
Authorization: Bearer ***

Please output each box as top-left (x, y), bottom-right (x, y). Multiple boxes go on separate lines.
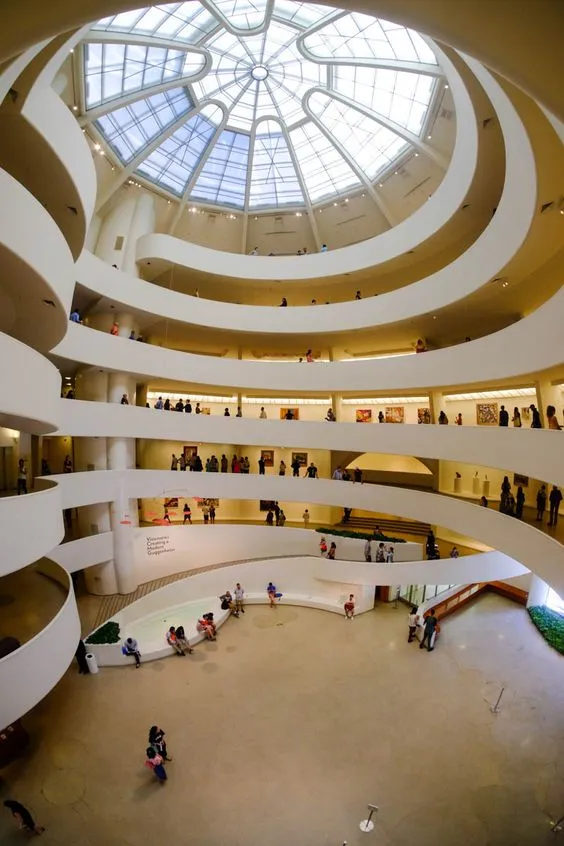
top-left (95, 191), bottom-right (138, 269)
top-left (116, 312), bottom-right (136, 338)
top-left (430, 391), bottom-right (447, 424)
top-left (122, 192), bottom-right (156, 275)
top-left (76, 368), bottom-right (108, 402)
top-left (108, 372), bottom-right (136, 405)
top-left (108, 436), bottom-right (139, 595)
top-left (526, 574), bottom-right (549, 608)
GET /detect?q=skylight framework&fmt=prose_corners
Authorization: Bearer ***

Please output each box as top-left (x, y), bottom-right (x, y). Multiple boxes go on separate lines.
top-left (84, 0), bottom-right (446, 211)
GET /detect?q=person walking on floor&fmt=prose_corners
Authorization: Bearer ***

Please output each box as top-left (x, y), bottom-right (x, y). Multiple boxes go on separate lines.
top-left (234, 582), bottom-right (245, 614)
top-left (149, 726), bottom-right (172, 761)
top-left (291, 457), bottom-right (301, 477)
top-left (221, 454), bottom-right (228, 473)
top-left (516, 486), bottom-right (525, 519)
top-left (279, 460), bottom-right (286, 476)
top-left (302, 509), bottom-right (310, 527)
top-left (375, 542), bottom-right (385, 563)
top-left (408, 607), bottom-right (419, 642)
top-left (512, 407), bottom-right (522, 427)
top-left (364, 538), bottom-right (372, 562)
top-left (209, 504), bottom-right (216, 524)
top-left (420, 609), bottom-right (438, 652)
top-left (145, 747), bottom-right (167, 784)
top-left (170, 454), bottom-right (178, 471)
top-left (3, 800), bottom-right (45, 835)
top-left (267, 582), bottom-right (278, 608)
top-left (178, 453), bottom-right (186, 471)
top-left (75, 638), bottom-right (90, 674)
top-left (123, 636), bottom-right (141, 667)
top-left (319, 537), bottom-right (328, 556)
top-left (530, 404), bottom-right (542, 428)
top-left (327, 542), bottom-right (336, 560)
top-left (499, 405), bottom-right (509, 426)
top-left (344, 594), bottom-right (355, 620)
top-left (183, 503), bottom-right (192, 524)
top-left (536, 485), bottom-right (547, 521)
top-left (17, 458), bottom-right (27, 495)
top-left (258, 456), bottom-right (265, 475)
top-left (548, 485), bottom-right (563, 527)
top-left (547, 405), bottom-right (562, 430)
top-left (163, 505), bottom-right (171, 523)
top-left (305, 461), bottom-right (318, 478)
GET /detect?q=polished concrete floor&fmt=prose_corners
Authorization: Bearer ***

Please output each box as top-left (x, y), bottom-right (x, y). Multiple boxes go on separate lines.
top-left (1, 594), bottom-right (564, 845)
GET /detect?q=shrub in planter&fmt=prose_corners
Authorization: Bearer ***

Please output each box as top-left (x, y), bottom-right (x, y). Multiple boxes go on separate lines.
top-left (315, 527), bottom-right (406, 544)
top-left (86, 621), bottom-right (121, 645)
top-left (528, 606), bottom-right (564, 655)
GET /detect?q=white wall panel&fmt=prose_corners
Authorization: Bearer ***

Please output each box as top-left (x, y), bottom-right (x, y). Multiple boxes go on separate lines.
top-left (0, 481), bottom-right (64, 576)
top-left (48, 470), bottom-right (564, 596)
top-left (0, 566), bottom-right (80, 728)
top-left (57, 400), bottom-right (564, 486)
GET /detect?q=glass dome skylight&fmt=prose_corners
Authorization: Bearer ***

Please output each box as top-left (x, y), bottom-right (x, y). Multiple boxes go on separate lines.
top-left (83, 1), bottom-right (444, 210)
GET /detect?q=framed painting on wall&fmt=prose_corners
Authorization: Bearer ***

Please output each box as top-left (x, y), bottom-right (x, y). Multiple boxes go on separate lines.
top-left (183, 445), bottom-right (198, 461)
top-left (356, 409), bottom-right (372, 423)
top-left (261, 449), bottom-right (274, 467)
top-left (385, 406), bottom-right (404, 424)
top-left (200, 407), bottom-right (211, 415)
top-left (196, 498), bottom-right (219, 509)
top-left (164, 497), bottom-right (178, 508)
top-left (291, 451), bottom-right (308, 466)
top-left (417, 408), bottom-right (431, 424)
top-left (513, 473), bottom-right (529, 487)
top-left (280, 407), bottom-right (299, 420)
top-left (260, 500), bottom-right (276, 511)
top-left (476, 402), bottom-right (499, 425)
top-left (521, 406), bottom-right (531, 422)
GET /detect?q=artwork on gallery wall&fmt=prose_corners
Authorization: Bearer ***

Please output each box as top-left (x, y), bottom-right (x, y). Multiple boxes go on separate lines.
top-left (164, 497), bottom-right (179, 508)
top-left (513, 473), bottom-right (529, 487)
top-left (200, 407), bottom-right (211, 415)
top-left (196, 498), bottom-right (219, 509)
top-left (521, 407), bottom-right (531, 422)
top-left (261, 449), bottom-right (274, 467)
top-left (385, 406), bottom-right (404, 424)
top-left (476, 402), bottom-right (499, 425)
top-left (417, 408), bottom-right (431, 424)
top-left (356, 409), bottom-right (372, 423)
top-left (291, 451), bottom-right (308, 466)
top-left (280, 407), bottom-right (299, 420)
top-left (183, 445), bottom-right (198, 460)
top-left (260, 500), bottom-right (277, 511)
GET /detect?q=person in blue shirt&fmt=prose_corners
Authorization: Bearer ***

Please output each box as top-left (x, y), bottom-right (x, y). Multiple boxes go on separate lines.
top-left (267, 582), bottom-right (277, 608)
top-left (70, 309), bottom-right (80, 322)
top-left (320, 244), bottom-right (328, 252)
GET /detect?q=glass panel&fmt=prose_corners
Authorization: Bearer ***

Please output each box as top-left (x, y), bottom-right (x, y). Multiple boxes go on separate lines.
top-left (333, 65), bottom-right (436, 133)
top-left (136, 104), bottom-right (221, 195)
top-left (249, 121), bottom-right (304, 207)
top-left (92, 2), bottom-right (218, 44)
top-left (289, 122), bottom-right (360, 202)
top-left (211, 0), bottom-right (269, 30)
top-left (309, 91), bottom-right (408, 179)
top-left (190, 129), bottom-right (250, 207)
top-left (273, 0), bottom-right (336, 27)
top-left (85, 41), bottom-right (206, 108)
top-left (304, 13), bottom-right (438, 63)
top-left (96, 87), bottom-right (193, 162)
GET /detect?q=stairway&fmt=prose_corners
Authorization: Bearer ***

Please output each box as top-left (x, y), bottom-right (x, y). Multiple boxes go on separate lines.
top-left (336, 515), bottom-right (432, 537)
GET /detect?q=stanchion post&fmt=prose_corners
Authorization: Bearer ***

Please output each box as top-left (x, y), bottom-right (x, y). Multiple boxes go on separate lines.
top-left (359, 803), bottom-right (379, 832)
top-left (490, 686), bottom-right (505, 715)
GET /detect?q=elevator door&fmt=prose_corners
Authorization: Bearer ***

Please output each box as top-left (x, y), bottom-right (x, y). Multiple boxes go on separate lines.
top-left (0, 447), bottom-right (15, 492)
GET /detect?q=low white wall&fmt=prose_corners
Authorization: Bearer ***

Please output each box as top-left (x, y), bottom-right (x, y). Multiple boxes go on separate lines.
top-left (0, 480), bottom-right (64, 577)
top-left (0, 566), bottom-right (80, 729)
top-left (53, 273), bottom-right (564, 391)
top-left (48, 531), bottom-right (113, 573)
top-left (57, 400), bottom-right (564, 487)
top-left (0, 332), bottom-right (62, 433)
top-left (47, 470), bottom-right (564, 596)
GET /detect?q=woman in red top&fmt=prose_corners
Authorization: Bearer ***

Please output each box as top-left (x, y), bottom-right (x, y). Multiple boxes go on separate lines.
top-left (344, 594), bottom-right (355, 620)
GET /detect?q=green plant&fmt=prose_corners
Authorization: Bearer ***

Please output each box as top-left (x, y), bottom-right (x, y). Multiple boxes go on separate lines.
top-left (528, 606), bottom-right (564, 655)
top-left (86, 621), bottom-right (121, 645)
top-left (315, 527), bottom-right (406, 544)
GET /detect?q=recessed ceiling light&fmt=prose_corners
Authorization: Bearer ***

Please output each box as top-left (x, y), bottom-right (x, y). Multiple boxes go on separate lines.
top-left (414, 152), bottom-right (419, 157)
top-left (444, 84), bottom-right (449, 89)
top-left (72, 105), bottom-right (78, 111)
top-left (427, 135), bottom-right (432, 139)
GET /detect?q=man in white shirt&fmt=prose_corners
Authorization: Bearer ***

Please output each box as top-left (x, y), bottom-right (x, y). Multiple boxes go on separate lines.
top-left (408, 609), bottom-right (419, 643)
top-left (386, 546), bottom-right (394, 562)
top-left (364, 539), bottom-right (372, 562)
top-left (332, 466), bottom-right (343, 481)
top-left (234, 582), bottom-right (245, 614)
